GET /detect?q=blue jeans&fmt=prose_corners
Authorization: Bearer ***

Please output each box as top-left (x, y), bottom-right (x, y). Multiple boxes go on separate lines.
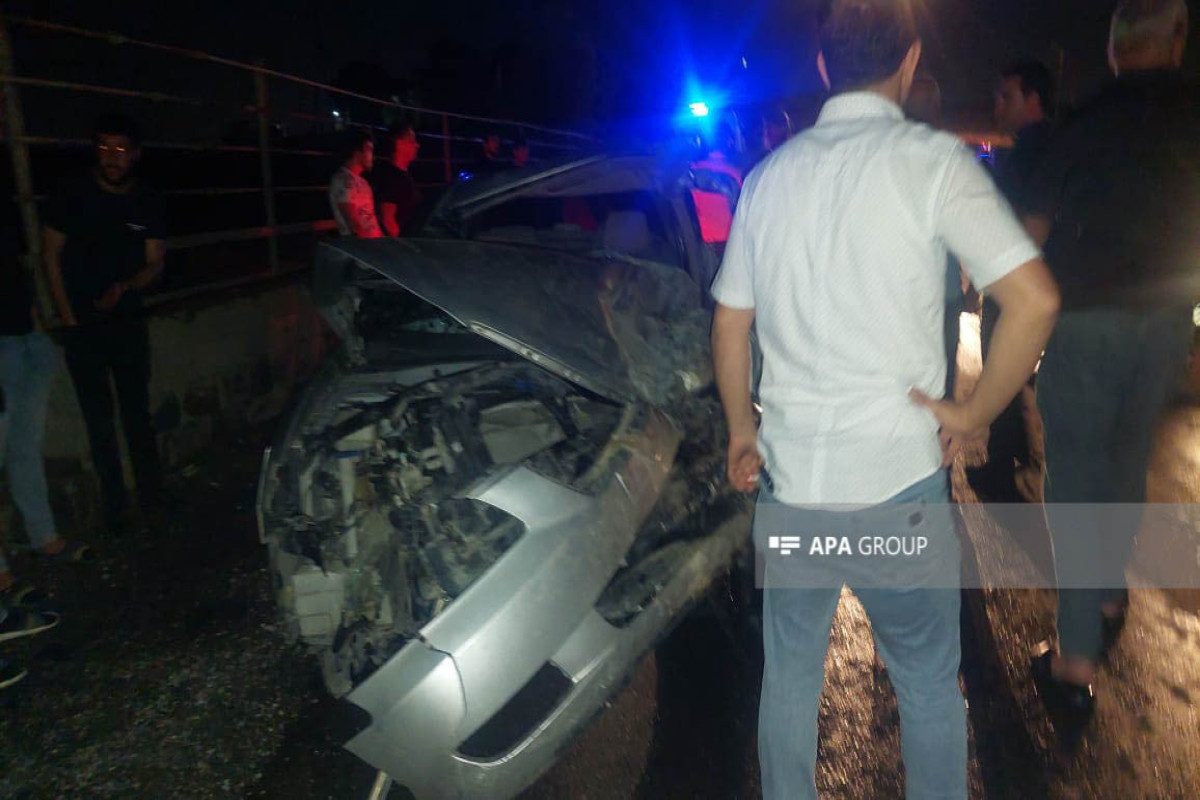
top-left (756, 471), bottom-right (967, 800)
top-left (0, 332), bottom-right (60, 572)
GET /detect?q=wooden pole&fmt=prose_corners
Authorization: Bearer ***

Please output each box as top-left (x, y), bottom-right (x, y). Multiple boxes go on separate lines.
top-left (0, 9), bottom-right (52, 322)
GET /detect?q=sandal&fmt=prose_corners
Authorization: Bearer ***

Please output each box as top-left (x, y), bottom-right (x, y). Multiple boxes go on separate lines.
top-left (0, 657), bottom-right (29, 690)
top-left (0, 606), bottom-right (61, 644)
top-left (1030, 644), bottom-right (1096, 744)
top-left (34, 541), bottom-right (95, 564)
top-left (0, 581), bottom-right (48, 606)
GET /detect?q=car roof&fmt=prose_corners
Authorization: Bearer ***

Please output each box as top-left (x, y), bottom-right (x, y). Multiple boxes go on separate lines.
top-left (431, 153), bottom-right (679, 221)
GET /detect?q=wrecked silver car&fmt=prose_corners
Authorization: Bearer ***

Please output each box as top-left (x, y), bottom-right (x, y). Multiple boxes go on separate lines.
top-left (256, 155), bottom-right (753, 799)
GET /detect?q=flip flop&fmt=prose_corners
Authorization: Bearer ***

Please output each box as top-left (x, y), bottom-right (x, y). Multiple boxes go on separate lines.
top-left (0, 581), bottom-right (48, 606)
top-left (34, 541), bottom-right (95, 564)
top-left (0, 607), bottom-right (61, 644)
top-left (0, 658), bottom-right (28, 690)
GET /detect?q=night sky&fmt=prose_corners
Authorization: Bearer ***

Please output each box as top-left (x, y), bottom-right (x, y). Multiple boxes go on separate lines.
top-left (13, 0), bottom-right (1200, 136)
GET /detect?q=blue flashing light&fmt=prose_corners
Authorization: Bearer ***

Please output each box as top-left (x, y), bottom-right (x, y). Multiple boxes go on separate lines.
top-left (689, 101), bottom-right (710, 118)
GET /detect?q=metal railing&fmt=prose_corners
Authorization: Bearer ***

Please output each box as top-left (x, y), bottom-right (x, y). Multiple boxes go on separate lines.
top-left (0, 13), bottom-right (596, 317)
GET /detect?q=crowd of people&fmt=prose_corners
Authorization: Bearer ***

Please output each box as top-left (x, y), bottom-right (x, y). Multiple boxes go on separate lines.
top-left (0, 111), bottom-right (539, 687)
top-left (714, 0), bottom-right (1197, 797)
top-left (0, 106), bottom-right (538, 687)
top-left (1, 2), bottom-right (1196, 795)
top-left (329, 126), bottom-right (532, 240)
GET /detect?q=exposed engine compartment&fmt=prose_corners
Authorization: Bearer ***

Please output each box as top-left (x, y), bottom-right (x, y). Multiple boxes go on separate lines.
top-left (264, 362), bottom-right (623, 694)
top-left (261, 162), bottom-right (761, 798)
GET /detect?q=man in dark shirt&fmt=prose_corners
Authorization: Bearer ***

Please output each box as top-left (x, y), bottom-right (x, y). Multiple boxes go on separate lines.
top-left (992, 61), bottom-right (1056, 213)
top-left (1023, 0), bottom-right (1198, 719)
top-left (370, 125), bottom-right (422, 237)
top-left (468, 132), bottom-right (504, 178)
top-left (43, 113), bottom-right (166, 532)
top-left (741, 107), bottom-right (794, 174)
top-left (968, 60), bottom-right (1055, 503)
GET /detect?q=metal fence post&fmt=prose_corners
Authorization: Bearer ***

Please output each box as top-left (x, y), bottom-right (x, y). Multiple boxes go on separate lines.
top-left (0, 10), bottom-right (52, 322)
top-left (441, 113), bottom-right (452, 184)
top-left (254, 63), bottom-right (279, 273)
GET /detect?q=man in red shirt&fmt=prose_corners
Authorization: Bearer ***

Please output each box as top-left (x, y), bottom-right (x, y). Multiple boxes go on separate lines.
top-left (329, 130), bottom-right (383, 239)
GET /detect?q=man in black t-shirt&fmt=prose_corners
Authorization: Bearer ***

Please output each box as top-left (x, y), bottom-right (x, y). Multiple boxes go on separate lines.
top-left (967, 60), bottom-right (1056, 504)
top-left (370, 125), bottom-right (422, 237)
top-left (43, 113), bottom-right (166, 531)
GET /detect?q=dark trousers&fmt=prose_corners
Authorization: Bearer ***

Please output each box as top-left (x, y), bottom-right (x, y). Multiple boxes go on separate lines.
top-left (63, 319), bottom-right (162, 525)
top-left (980, 297), bottom-right (1031, 475)
top-left (1037, 307), bottom-right (1193, 660)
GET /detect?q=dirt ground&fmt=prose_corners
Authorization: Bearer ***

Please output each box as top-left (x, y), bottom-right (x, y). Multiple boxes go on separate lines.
top-left (0, 427), bottom-right (346, 799)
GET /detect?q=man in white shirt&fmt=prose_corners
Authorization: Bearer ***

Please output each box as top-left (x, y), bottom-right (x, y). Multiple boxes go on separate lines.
top-left (710, 2), bottom-right (1060, 797)
top-left (329, 130), bottom-right (383, 239)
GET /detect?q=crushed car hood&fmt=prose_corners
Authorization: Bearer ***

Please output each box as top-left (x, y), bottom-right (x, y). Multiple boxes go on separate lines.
top-left (324, 238), bottom-right (713, 407)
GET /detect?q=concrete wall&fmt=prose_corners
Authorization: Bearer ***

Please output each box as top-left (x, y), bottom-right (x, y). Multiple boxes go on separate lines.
top-left (39, 276), bottom-right (331, 531)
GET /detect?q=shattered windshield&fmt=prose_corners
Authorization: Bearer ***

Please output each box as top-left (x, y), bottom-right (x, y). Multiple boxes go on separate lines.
top-left (325, 236), bottom-right (714, 408)
top-left (462, 190), bottom-right (685, 271)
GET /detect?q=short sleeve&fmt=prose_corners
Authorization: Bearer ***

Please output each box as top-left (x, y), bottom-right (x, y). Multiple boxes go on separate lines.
top-left (710, 191), bottom-right (755, 309)
top-left (936, 145), bottom-right (1041, 291)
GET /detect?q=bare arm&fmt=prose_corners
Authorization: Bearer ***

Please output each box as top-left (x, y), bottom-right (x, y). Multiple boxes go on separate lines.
top-left (42, 226), bottom-right (76, 327)
top-left (337, 203), bottom-right (365, 237)
top-left (379, 202), bottom-right (400, 237)
top-left (1024, 213), bottom-right (1051, 249)
top-left (712, 302), bottom-right (763, 492)
top-left (96, 238), bottom-right (165, 312)
top-left (337, 202), bottom-right (384, 238)
top-left (914, 257), bottom-right (1060, 463)
top-left (966, 259), bottom-right (1059, 420)
top-left (129, 239), bottom-right (165, 290)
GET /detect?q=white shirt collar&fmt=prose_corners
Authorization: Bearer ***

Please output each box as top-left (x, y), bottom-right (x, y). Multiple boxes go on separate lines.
top-left (816, 91), bottom-right (905, 125)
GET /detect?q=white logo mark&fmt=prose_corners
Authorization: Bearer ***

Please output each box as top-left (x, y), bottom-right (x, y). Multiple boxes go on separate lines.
top-left (768, 536), bottom-right (802, 556)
